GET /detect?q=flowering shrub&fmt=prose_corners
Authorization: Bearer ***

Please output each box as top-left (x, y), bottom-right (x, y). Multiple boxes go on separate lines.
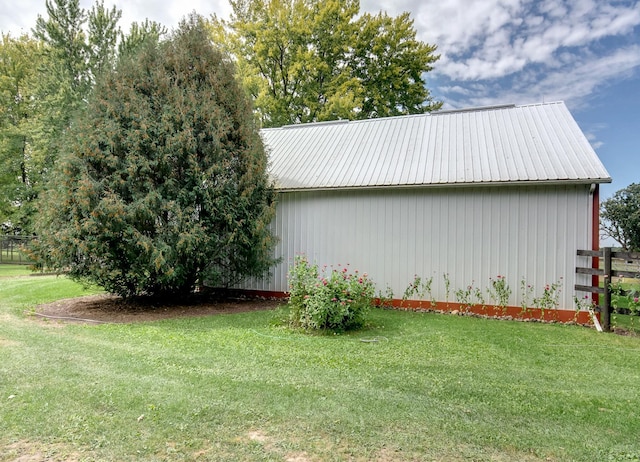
top-left (520, 277), bottom-right (534, 315)
top-left (455, 281), bottom-right (485, 312)
top-left (402, 275), bottom-right (435, 308)
top-left (487, 275), bottom-right (511, 315)
top-left (574, 294), bottom-right (597, 323)
top-left (288, 255), bottom-right (376, 331)
top-left (533, 278), bottom-right (563, 319)
top-left (287, 254), bottom-right (318, 324)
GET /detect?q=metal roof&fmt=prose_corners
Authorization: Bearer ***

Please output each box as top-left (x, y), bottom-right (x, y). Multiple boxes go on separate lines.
top-left (260, 101), bottom-right (612, 191)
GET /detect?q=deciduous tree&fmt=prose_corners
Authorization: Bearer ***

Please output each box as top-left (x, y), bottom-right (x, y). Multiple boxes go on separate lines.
top-left (0, 34), bottom-right (43, 233)
top-left (210, 0), bottom-right (441, 127)
top-left (601, 183), bottom-right (640, 251)
top-left (0, 0), bottom-right (135, 233)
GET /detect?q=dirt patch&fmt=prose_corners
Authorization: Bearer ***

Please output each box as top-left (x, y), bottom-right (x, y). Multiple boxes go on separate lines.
top-left (32, 292), bottom-right (283, 325)
top-left (3, 440), bottom-right (82, 462)
top-left (247, 430), bottom-right (311, 462)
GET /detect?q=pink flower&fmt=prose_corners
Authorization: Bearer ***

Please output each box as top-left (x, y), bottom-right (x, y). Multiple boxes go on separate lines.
top-left (342, 267), bottom-right (348, 273)
top-left (634, 297), bottom-right (639, 303)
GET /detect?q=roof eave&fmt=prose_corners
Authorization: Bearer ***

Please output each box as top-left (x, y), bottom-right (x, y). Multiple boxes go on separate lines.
top-left (273, 177), bottom-right (613, 193)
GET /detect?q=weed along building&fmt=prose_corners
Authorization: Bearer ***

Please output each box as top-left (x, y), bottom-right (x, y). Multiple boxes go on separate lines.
top-left (246, 101), bottom-right (611, 323)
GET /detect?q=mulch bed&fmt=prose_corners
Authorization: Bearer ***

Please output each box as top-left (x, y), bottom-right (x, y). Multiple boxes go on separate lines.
top-left (33, 293), bottom-right (282, 325)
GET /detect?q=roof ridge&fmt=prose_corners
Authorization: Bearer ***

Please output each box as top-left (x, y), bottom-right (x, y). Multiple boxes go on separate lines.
top-left (263, 101), bottom-right (568, 130)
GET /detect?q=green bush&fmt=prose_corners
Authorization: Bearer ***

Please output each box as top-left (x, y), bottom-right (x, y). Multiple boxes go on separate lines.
top-left (288, 255), bottom-right (375, 331)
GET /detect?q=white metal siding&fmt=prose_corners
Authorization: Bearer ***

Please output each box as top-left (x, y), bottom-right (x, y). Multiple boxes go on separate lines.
top-left (247, 184), bottom-right (594, 310)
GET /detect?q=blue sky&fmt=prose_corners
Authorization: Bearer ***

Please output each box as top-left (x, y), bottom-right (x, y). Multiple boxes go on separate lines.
top-left (1, 0), bottom-right (638, 200)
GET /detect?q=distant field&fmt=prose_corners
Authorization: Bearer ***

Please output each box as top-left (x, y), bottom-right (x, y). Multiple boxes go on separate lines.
top-left (0, 248), bottom-right (32, 264)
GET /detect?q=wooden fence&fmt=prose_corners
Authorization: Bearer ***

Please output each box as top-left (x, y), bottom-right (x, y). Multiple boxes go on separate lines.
top-left (0, 235), bottom-right (34, 264)
top-left (575, 247), bottom-right (640, 331)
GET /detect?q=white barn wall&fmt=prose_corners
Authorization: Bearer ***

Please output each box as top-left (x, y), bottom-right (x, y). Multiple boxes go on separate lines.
top-left (248, 183), bottom-right (594, 310)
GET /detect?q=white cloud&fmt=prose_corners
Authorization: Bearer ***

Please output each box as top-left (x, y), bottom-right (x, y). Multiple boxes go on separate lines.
top-left (0, 0), bottom-right (231, 37)
top-left (439, 45), bottom-right (640, 110)
top-left (362, 0), bottom-right (640, 111)
top-left (425, 0), bottom-right (640, 80)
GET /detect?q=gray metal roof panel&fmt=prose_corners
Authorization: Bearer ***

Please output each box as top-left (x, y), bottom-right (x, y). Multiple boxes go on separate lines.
top-left (261, 101), bottom-right (611, 190)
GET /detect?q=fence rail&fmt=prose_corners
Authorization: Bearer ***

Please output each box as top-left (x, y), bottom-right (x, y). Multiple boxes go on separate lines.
top-left (575, 247), bottom-right (640, 331)
top-left (0, 235), bottom-right (34, 264)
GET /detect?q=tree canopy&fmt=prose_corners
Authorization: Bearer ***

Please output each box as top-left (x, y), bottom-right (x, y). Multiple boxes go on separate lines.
top-left (0, 34), bottom-right (42, 233)
top-left (30, 15), bottom-right (278, 297)
top-left (601, 183), bottom-right (640, 251)
top-left (210, 0), bottom-right (442, 127)
top-left (0, 0), bottom-right (165, 234)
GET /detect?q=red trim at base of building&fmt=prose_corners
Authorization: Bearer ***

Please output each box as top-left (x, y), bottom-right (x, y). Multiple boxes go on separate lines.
top-left (384, 299), bottom-right (594, 325)
top-left (237, 290), bottom-right (595, 325)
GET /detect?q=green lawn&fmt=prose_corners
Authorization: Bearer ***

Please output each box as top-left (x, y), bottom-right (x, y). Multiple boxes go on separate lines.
top-left (1, 273), bottom-right (639, 461)
top-left (0, 264), bottom-right (31, 277)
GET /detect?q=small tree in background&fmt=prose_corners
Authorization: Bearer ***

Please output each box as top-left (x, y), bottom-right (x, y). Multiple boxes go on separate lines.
top-left (31, 15), bottom-right (278, 297)
top-left (601, 183), bottom-right (640, 251)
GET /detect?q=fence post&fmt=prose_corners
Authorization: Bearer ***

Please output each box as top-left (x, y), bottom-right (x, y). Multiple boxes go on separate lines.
top-left (602, 247), bottom-right (612, 332)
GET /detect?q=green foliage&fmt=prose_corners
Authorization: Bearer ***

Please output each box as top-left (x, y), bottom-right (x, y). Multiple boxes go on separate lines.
top-left (487, 275), bottom-right (512, 314)
top-left (286, 254), bottom-right (318, 322)
top-left (0, 0), bottom-right (123, 234)
top-left (30, 15), bottom-right (278, 297)
top-left (402, 274), bottom-right (435, 308)
top-left (455, 281), bottom-right (486, 312)
top-left (351, 11), bottom-right (440, 119)
top-left (610, 278), bottom-right (640, 316)
top-left (0, 34), bottom-right (44, 233)
top-left (601, 183), bottom-right (640, 251)
top-left (210, 0), bottom-right (441, 127)
top-left (520, 277), bottom-right (534, 314)
top-left (117, 19), bottom-right (166, 57)
top-left (532, 278), bottom-right (563, 318)
top-left (288, 255), bottom-right (375, 331)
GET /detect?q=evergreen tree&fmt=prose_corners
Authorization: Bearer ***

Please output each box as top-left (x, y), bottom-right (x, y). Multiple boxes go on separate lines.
top-left (31, 15), bottom-right (278, 297)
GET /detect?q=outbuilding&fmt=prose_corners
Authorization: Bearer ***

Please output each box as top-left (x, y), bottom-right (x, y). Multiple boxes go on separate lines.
top-left (246, 101), bottom-right (611, 322)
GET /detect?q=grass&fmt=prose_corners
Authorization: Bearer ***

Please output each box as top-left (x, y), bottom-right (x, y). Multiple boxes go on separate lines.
top-left (1, 274), bottom-right (640, 461)
top-left (0, 264), bottom-right (32, 277)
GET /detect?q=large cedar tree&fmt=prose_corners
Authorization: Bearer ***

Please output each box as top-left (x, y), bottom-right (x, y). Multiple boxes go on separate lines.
top-left (32, 15), bottom-right (278, 297)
